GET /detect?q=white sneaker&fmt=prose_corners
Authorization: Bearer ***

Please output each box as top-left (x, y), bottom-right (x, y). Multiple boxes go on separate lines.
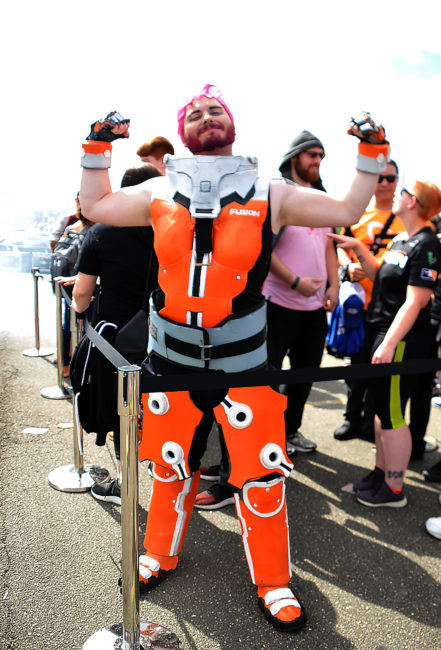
top-left (424, 437), bottom-right (439, 453)
top-left (425, 516), bottom-right (441, 540)
top-left (286, 431), bottom-right (317, 453)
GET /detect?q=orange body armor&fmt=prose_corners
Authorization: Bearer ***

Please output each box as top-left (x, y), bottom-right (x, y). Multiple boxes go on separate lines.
top-left (141, 156), bottom-right (293, 590)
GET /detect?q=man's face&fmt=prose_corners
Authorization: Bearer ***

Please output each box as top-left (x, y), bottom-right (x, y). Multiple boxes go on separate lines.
top-left (291, 147), bottom-right (324, 184)
top-left (375, 163), bottom-right (398, 204)
top-left (182, 96), bottom-right (235, 154)
top-left (141, 154), bottom-right (167, 175)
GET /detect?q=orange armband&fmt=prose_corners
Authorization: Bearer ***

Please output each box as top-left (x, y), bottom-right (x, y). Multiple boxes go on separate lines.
top-left (81, 140), bottom-right (112, 169)
top-left (356, 141), bottom-right (390, 175)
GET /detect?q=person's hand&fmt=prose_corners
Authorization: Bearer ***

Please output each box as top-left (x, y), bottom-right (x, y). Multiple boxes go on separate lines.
top-left (372, 339), bottom-right (396, 364)
top-left (86, 111), bottom-right (130, 142)
top-left (328, 232), bottom-right (359, 251)
top-left (296, 277), bottom-right (322, 297)
top-left (348, 112), bottom-right (387, 144)
top-left (324, 284), bottom-right (339, 312)
top-left (53, 275), bottom-right (77, 286)
top-left (348, 262), bottom-right (366, 282)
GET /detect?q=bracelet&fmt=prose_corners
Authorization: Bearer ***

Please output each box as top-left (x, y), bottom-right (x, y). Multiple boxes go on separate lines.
top-left (291, 276), bottom-right (300, 290)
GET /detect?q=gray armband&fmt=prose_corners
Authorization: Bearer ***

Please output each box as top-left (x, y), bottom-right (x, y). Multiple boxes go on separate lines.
top-left (81, 141), bottom-right (112, 169)
top-left (355, 142), bottom-right (389, 174)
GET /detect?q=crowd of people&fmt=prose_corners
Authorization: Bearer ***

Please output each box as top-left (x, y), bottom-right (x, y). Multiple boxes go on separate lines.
top-left (50, 85), bottom-right (441, 634)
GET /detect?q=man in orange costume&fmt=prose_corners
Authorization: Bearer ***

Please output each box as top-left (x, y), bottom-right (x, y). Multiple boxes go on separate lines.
top-left (79, 88), bottom-right (389, 632)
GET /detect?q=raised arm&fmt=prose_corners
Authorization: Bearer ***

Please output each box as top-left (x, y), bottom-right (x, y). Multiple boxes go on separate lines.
top-left (79, 111), bottom-right (152, 227)
top-left (270, 113), bottom-right (389, 231)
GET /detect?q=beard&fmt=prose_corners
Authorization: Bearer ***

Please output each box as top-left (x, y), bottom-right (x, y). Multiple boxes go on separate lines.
top-left (184, 123), bottom-right (236, 154)
top-left (294, 158), bottom-right (320, 184)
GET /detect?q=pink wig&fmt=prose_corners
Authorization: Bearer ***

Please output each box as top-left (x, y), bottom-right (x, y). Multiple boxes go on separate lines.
top-left (177, 84), bottom-right (234, 141)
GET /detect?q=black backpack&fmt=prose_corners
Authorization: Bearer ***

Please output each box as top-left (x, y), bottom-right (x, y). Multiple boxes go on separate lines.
top-left (51, 226), bottom-right (88, 281)
top-left (70, 321), bottom-right (120, 445)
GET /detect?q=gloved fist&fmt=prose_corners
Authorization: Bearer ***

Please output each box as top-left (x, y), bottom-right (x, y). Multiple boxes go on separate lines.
top-left (348, 112), bottom-right (387, 145)
top-left (86, 111), bottom-right (130, 142)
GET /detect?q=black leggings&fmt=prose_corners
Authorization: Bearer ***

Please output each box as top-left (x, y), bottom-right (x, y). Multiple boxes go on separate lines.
top-left (366, 327), bottom-right (432, 430)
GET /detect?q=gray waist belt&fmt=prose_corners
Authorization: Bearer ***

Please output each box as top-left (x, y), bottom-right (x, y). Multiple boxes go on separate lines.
top-left (148, 300), bottom-right (268, 372)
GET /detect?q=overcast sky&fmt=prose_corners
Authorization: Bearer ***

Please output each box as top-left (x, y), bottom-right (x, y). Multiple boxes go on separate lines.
top-left (2, 0), bottom-right (441, 222)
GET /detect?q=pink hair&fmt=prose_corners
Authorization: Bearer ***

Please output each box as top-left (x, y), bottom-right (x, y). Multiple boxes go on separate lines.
top-left (177, 84), bottom-right (234, 141)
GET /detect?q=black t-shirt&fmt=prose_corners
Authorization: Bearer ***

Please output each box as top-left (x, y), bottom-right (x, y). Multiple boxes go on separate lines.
top-left (77, 223), bottom-right (158, 328)
top-left (367, 226), bottom-right (441, 337)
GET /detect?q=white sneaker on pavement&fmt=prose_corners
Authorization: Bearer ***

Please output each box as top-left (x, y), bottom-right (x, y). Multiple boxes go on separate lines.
top-left (425, 516), bottom-right (441, 540)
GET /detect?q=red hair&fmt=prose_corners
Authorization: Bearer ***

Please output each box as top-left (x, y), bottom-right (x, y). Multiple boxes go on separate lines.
top-left (413, 181), bottom-right (441, 221)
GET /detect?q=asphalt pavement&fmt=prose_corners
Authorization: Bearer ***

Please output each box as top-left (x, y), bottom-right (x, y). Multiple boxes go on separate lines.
top-left (1, 271), bottom-right (440, 650)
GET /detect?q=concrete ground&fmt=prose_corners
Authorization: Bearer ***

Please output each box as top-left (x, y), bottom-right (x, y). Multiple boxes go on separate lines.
top-left (1, 271), bottom-right (440, 650)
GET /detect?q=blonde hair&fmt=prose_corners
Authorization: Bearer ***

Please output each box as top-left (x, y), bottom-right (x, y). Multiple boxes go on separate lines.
top-left (414, 181), bottom-right (441, 221)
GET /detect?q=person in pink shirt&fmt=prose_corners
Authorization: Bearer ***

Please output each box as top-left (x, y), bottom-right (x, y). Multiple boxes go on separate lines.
top-left (262, 130), bottom-right (339, 454)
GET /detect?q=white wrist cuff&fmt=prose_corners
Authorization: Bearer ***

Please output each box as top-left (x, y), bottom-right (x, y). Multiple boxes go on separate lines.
top-left (81, 150), bottom-right (112, 169)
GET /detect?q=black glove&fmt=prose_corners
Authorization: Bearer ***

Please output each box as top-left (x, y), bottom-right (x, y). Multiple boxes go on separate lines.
top-left (86, 111), bottom-right (130, 142)
top-left (348, 112), bottom-right (387, 145)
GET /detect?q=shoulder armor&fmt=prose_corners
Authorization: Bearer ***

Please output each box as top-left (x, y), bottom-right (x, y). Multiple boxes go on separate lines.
top-left (165, 155), bottom-right (261, 219)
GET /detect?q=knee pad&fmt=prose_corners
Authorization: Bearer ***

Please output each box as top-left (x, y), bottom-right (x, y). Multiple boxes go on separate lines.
top-left (214, 386), bottom-right (293, 489)
top-left (139, 391), bottom-right (203, 479)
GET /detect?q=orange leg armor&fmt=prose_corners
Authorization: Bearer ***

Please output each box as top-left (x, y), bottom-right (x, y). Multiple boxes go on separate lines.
top-left (234, 476), bottom-right (291, 586)
top-left (214, 385), bottom-right (305, 630)
top-left (213, 385), bottom-right (293, 586)
top-left (140, 464), bottom-right (200, 577)
top-left (138, 385), bottom-right (305, 628)
top-left (138, 390), bottom-right (204, 590)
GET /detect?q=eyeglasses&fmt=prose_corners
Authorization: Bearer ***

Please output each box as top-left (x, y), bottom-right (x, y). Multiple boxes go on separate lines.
top-left (304, 151), bottom-right (325, 160)
top-left (400, 188), bottom-right (425, 208)
top-left (378, 174), bottom-right (397, 183)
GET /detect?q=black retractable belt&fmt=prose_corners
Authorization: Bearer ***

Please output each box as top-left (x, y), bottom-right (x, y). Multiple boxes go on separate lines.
top-left (140, 357), bottom-right (441, 394)
top-left (85, 321), bottom-right (130, 369)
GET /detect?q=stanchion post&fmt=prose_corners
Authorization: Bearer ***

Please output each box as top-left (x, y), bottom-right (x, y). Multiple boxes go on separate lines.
top-left (47, 310), bottom-right (110, 492)
top-left (82, 365), bottom-right (182, 649)
top-left (40, 281), bottom-right (72, 399)
top-left (22, 267), bottom-right (54, 358)
top-left (119, 365), bottom-right (141, 649)
top-left (71, 309), bottom-right (85, 476)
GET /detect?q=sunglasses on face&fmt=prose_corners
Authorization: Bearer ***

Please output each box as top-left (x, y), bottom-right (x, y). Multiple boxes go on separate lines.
top-left (400, 187), bottom-right (425, 208)
top-left (304, 151), bottom-right (325, 160)
top-left (378, 174), bottom-right (397, 183)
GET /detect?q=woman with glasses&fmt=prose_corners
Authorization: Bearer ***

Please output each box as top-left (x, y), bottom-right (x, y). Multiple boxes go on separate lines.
top-left (330, 180), bottom-right (441, 507)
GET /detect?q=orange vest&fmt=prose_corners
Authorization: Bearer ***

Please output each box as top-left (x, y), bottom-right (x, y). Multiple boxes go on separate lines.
top-left (150, 181), bottom-right (269, 328)
top-left (349, 207), bottom-right (405, 306)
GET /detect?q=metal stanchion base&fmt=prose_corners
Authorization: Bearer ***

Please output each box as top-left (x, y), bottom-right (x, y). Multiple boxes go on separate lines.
top-left (22, 347), bottom-right (54, 357)
top-left (48, 464), bottom-right (110, 492)
top-left (82, 622), bottom-right (183, 649)
top-left (40, 384), bottom-right (72, 399)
